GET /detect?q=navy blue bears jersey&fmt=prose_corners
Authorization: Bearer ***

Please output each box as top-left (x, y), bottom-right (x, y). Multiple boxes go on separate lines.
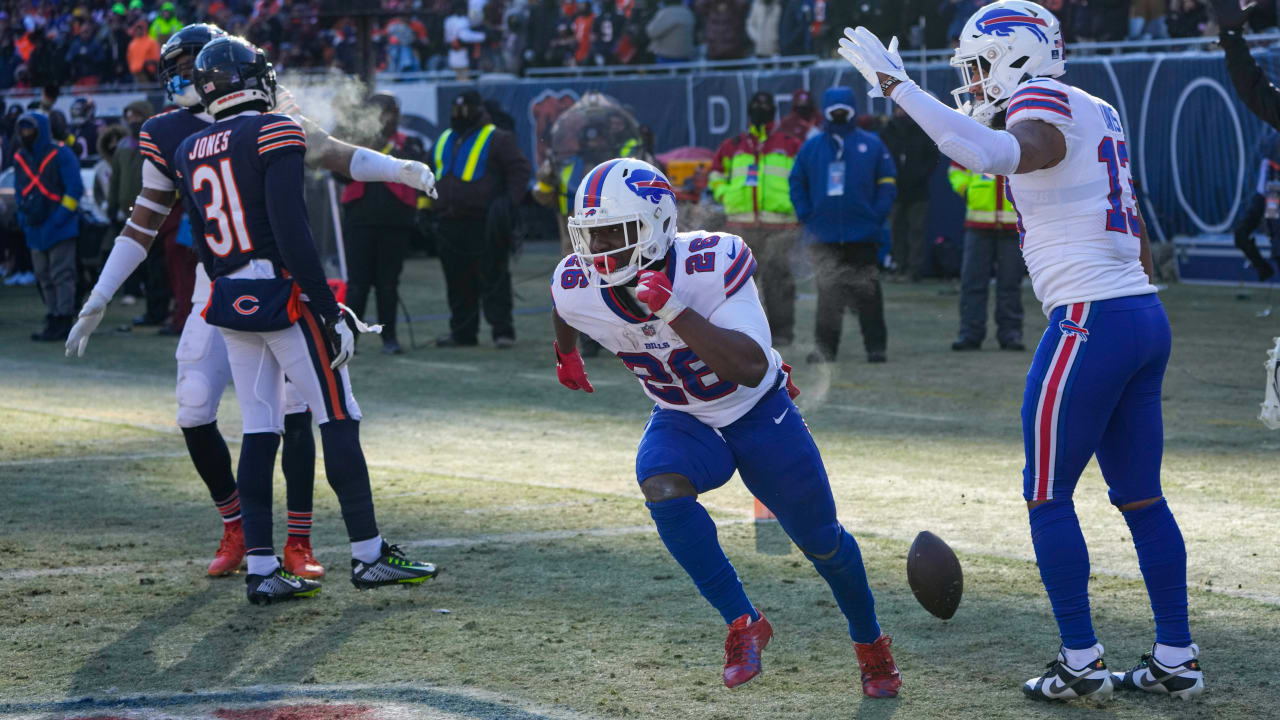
top-left (173, 112), bottom-right (337, 319)
top-left (138, 108), bottom-right (211, 187)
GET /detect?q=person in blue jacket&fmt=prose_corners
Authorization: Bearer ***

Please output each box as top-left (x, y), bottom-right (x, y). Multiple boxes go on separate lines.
top-left (789, 86), bottom-right (896, 364)
top-left (13, 110), bottom-right (84, 342)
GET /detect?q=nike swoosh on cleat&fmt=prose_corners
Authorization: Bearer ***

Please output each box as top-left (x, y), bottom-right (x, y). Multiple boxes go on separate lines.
top-left (1047, 679), bottom-right (1070, 695)
top-left (773, 409), bottom-right (788, 424)
top-left (282, 577), bottom-right (301, 589)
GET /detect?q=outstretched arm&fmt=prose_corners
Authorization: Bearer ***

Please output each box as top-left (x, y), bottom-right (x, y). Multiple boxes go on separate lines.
top-left (66, 159), bottom-right (180, 357)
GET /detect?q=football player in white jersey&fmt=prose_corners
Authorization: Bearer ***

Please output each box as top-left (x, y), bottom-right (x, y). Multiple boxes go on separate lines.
top-left (840, 0), bottom-right (1203, 702)
top-left (550, 157), bottom-right (901, 697)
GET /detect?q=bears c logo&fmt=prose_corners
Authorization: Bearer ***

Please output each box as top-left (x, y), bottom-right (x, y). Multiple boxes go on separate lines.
top-left (529, 90), bottom-right (579, 166)
top-left (233, 295), bottom-right (260, 316)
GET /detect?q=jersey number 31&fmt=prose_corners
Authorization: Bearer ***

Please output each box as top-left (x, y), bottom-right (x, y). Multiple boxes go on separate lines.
top-left (193, 159), bottom-right (254, 257)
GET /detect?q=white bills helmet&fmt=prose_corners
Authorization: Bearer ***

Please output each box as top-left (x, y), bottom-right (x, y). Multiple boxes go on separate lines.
top-left (567, 158), bottom-right (678, 287)
top-left (950, 0), bottom-right (1066, 126)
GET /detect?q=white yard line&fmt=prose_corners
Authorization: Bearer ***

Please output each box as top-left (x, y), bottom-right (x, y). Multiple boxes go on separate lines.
top-left (0, 681), bottom-right (603, 720)
top-left (821, 403), bottom-right (962, 423)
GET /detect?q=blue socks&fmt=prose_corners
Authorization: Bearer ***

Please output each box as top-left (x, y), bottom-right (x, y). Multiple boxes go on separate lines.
top-left (647, 496), bottom-right (757, 624)
top-left (181, 421), bottom-right (237, 503)
top-left (1029, 499), bottom-right (1097, 649)
top-left (282, 410), bottom-right (315, 540)
top-left (1122, 498), bottom-right (1191, 647)
top-left (318, 419), bottom-right (379, 543)
top-left (236, 432), bottom-right (281, 556)
top-left (804, 527), bottom-right (881, 644)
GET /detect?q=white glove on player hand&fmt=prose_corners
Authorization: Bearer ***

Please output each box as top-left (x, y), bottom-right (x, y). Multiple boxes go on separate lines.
top-left (327, 314), bottom-right (356, 371)
top-left (838, 26), bottom-right (908, 99)
top-left (65, 291), bottom-right (109, 358)
top-left (398, 160), bottom-right (438, 199)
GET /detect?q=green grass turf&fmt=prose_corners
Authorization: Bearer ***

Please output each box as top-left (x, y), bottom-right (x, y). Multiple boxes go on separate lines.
top-left (1, 243), bottom-right (1278, 719)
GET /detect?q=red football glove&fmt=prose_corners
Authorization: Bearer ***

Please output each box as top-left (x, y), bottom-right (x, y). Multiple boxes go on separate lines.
top-left (555, 341), bottom-right (594, 393)
top-left (781, 361), bottom-right (800, 400)
top-left (636, 269), bottom-right (687, 322)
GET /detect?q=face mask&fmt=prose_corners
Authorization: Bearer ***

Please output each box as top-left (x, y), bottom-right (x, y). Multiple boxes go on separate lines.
top-left (19, 130), bottom-right (36, 149)
top-left (827, 109), bottom-right (850, 125)
top-left (451, 105), bottom-right (476, 132)
top-left (748, 106), bottom-right (773, 127)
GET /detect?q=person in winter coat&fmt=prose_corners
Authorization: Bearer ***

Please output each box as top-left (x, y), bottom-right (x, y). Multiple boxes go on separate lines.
top-left (789, 87), bottom-right (896, 364)
top-left (879, 103), bottom-right (939, 279)
top-left (645, 0), bottom-right (695, 62)
top-left (747, 0), bottom-right (782, 56)
top-left (695, 0), bottom-right (750, 60)
top-left (13, 111), bottom-right (84, 341)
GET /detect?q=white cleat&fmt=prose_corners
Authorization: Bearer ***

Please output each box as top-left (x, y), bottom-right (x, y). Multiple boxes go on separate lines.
top-left (1112, 643), bottom-right (1205, 701)
top-left (1023, 644), bottom-right (1114, 702)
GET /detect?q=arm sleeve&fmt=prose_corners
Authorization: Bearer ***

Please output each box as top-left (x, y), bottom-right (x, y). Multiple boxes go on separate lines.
top-left (873, 143), bottom-right (897, 219)
top-left (263, 149), bottom-right (340, 319)
top-left (707, 278), bottom-right (772, 359)
top-left (1222, 28), bottom-right (1280, 130)
top-left (889, 79), bottom-right (1021, 176)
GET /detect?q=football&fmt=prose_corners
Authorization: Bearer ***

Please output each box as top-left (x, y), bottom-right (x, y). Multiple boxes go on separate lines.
top-left (906, 531), bottom-right (964, 620)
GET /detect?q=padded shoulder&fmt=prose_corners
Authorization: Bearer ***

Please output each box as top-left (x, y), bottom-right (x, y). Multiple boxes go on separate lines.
top-left (1006, 77), bottom-right (1075, 129)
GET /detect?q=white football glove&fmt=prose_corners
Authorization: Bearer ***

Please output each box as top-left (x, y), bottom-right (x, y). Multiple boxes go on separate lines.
top-left (398, 160), bottom-right (438, 199)
top-left (838, 26), bottom-right (908, 99)
top-left (324, 312), bottom-right (356, 371)
top-left (65, 291), bottom-right (109, 358)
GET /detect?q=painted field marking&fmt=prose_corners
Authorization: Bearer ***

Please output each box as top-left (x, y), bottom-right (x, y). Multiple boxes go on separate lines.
top-left (0, 681), bottom-right (602, 720)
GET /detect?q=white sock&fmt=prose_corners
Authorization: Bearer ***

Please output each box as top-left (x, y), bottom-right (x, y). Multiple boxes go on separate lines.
top-left (351, 535), bottom-right (383, 563)
top-left (1061, 644), bottom-right (1102, 670)
top-left (1153, 642), bottom-right (1196, 667)
top-left (349, 147), bottom-right (405, 183)
top-left (246, 554), bottom-right (280, 576)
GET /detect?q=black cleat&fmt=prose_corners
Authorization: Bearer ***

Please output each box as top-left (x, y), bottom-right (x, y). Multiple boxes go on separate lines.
top-left (951, 338), bottom-right (981, 351)
top-left (351, 542), bottom-right (438, 590)
top-left (1023, 644), bottom-right (1113, 702)
top-left (1112, 644), bottom-right (1204, 701)
top-left (245, 562), bottom-right (321, 605)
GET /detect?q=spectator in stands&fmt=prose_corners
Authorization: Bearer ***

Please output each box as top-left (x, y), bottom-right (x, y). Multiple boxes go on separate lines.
top-left (645, 0), bottom-right (695, 62)
top-left (149, 2), bottom-right (183, 44)
top-left (14, 110), bottom-right (83, 342)
top-left (697, 0), bottom-right (750, 60)
top-left (1167, 0), bottom-right (1210, 37)
top-left (0, 31), bottom-right (20, 90)
top-left (948, 163), bottom-right (1025, 351)
top-left (525, 0), bottom-right (563, 66)
top-left (101, 4), bottom-right (133, 84)
top-left (445, 0), bottom-right (486, 79)
top-left (571, 2), bottom-right (594, 64)
top-left (592, 0), bottom-right (625, 64)
top-left (69, 97), bottom-right (102, 161)
top-left (747, 0), bottom-right (782, 56)
top-left (778, 88), bottom-right (821, 141)
top-left (340, 93), bottom-right (426, 355)
top-left (778, 0), bottom-right (811, 55)
top-left (789, 86), bottom-right (897, 364)
top-left (1130, 0), bottom-right (1170, 38)
top-left (1089, 0), bottom-right (1132, 41)
top-left (127, 19), bottom-right (159, 82)
top-left (709, 90), bottom-right (803, 345)
top-left (25, 29), bottom-right (59, 88)
top-left (880, 103), bottom-right (938, 280)
top-left (432, 90), bottom-right (530, 349)
top-left (65, 20), bottom-right (105, 85)
top-left (939, 0), bottom-right (989, 45)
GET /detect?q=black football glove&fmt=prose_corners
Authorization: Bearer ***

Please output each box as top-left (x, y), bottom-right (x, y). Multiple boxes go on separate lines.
top-left (1212, 0), bottom-right (1258, 31)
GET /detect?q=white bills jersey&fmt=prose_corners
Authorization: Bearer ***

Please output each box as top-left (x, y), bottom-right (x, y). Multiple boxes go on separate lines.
top-left (1004, 77), bottom-right (1157, 315)
top-left (551, 231), bottom-right (782, 428)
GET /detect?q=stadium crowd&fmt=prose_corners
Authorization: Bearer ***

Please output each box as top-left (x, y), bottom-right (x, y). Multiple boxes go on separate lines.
top-left (0, 0), bottom-right (1262, 90)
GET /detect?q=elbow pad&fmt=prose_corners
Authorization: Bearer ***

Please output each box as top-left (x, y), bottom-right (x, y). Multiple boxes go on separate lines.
top-left (892, 80), bottom-right (1021, 176)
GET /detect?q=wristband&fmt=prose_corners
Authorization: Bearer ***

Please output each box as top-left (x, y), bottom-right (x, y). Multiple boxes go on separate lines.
top-left (653, 296), bottom-right (687, 323)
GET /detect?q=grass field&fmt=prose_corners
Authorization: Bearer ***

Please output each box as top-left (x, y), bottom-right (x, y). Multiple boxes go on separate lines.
top-left (1, 242), bottom-right (1278, 720)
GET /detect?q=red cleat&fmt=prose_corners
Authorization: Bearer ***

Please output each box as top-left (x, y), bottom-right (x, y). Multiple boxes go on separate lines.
top-left (854, 634), bottom-right (902, 698)
top-left (283, 537), bottom-right (326, 579)
top-left (723, 610), bottom-right (773, 688)
top-left (207, 520), bottom-right (245, 577)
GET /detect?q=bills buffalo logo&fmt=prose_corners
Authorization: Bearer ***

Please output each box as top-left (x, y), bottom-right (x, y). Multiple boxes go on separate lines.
top-left (1059, 319), bottom-right (1089, 341)
top-left (233, 295), bottom-right (260, 316)
top-left (584, 208), bottom-right (598, 216)
top-left (625, 169), bottom-right (675, 205)
top-left (975, 8), bottom-right (1049, 43)
top-left (529, 90), bottom-right (579, 166)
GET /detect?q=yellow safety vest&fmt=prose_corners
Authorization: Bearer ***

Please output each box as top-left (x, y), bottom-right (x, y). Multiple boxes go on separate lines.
top-left (948, 163), bottom-right (1017, 230)
top-left (434, 124), bottom-right (495, 183)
